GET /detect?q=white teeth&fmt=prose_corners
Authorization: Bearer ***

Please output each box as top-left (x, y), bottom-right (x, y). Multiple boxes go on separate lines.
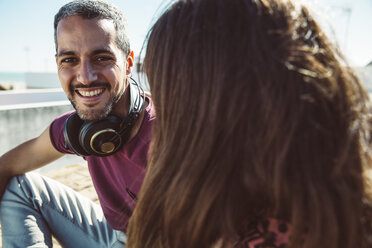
top-left (78, 89), bottom-right (103, 97)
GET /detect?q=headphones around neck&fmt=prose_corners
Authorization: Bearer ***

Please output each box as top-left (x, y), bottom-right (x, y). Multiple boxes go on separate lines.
top-left (63, 78), bottom-right (145, 157)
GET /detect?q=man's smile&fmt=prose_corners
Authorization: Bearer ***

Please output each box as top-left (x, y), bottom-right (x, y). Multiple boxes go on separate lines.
top-left (75, 88), bottom-right (105, 97)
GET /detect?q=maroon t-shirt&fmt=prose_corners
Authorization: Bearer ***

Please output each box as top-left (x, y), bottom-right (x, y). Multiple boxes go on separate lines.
top-left (49, 97), bottom-right (155, 231)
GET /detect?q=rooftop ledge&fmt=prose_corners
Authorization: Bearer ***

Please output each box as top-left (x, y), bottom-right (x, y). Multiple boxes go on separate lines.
top-left (0, 88), bottom-right (70, 110)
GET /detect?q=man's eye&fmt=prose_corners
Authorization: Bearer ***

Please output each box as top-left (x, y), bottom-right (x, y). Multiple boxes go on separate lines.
top-left (96, 56), bottom-right (113, 62)
top-left (60, 58), bottom-right (76, 63)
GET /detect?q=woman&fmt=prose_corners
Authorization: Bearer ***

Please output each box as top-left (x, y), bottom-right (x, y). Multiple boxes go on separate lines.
top-left (128, 0), bottom-right (372, 247)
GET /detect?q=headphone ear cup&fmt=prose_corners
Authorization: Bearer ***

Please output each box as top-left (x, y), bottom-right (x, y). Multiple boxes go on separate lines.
top-left (63, 113), bottom-right (90, 156)
top-left (79, 115), bottom-right (123, 156)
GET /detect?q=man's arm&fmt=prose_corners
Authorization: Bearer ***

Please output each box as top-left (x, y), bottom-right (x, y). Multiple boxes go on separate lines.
top-left (0, 126), bottom-right (64, 199)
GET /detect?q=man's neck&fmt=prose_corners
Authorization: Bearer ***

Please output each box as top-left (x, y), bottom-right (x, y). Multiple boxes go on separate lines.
top-left (111, 85), bottom-right (146, 142)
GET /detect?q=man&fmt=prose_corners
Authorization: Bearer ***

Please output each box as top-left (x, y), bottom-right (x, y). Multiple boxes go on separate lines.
top-left (0, 0), bottom-right (154, 247)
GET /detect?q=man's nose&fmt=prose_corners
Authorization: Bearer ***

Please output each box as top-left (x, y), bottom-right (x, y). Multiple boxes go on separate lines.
top-left (76, 60), bottom-right (97, 85)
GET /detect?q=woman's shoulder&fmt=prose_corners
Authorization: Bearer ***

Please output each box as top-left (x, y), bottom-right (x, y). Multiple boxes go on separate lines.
top-left (233, 218), bottom-right (291, 248)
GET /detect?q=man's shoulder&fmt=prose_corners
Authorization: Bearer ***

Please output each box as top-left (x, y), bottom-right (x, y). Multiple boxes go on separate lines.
top-left (144, 94), bottom-right (155, 121)
top-left (49, 111), bottom-right (76, 154)
top-left (51, 111), bottom-right (76, 129)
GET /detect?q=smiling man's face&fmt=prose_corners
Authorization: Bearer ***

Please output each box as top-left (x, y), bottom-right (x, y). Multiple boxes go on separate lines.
top-left (56, 15), bottom-right (132, 120)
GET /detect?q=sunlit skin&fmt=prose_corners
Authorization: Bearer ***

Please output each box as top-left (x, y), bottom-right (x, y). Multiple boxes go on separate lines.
top-left (55, 16), bottom-right (134, 121)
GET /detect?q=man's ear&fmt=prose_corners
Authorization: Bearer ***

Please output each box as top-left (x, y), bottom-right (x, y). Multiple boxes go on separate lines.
top-left (126, 51), bottom-right (134, 75)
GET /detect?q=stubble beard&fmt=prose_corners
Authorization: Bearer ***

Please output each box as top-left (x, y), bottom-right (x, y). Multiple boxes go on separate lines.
top-left (68, 86), bottom-right (125, 121)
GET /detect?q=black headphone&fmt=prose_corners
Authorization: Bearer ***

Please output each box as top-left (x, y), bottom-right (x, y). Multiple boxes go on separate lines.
top-left (63, 78), bottom-right (145, 157)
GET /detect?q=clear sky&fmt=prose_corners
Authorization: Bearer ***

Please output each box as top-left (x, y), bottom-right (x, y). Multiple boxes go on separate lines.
top-left (0, 0), bottom-right (371, 73)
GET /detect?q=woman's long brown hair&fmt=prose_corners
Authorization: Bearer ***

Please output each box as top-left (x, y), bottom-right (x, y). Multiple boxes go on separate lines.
top-left (127, 0), bottom-right (372, 247)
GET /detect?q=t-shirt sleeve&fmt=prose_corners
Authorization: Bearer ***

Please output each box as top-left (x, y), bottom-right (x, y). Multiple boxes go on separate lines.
top-left (49, 111), bottom-right (76, 154)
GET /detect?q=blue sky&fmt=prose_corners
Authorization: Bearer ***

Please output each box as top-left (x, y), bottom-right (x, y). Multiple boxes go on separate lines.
top-left (0, 0), bottom-right (370, 73)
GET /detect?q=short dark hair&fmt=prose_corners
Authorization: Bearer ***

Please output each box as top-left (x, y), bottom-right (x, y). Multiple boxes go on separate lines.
top-left (54, 0), bottom-right (130, 55)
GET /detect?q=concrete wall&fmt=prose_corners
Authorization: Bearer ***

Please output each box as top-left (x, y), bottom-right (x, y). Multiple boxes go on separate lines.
top-left (0, 88), bottom-right (67, 106)
top-left (0, 102), bottom-right (85, 172)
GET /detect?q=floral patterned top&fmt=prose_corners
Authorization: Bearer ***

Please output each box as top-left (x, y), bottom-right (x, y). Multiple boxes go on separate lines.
top-left (234, 218), bottom-right (291, 248)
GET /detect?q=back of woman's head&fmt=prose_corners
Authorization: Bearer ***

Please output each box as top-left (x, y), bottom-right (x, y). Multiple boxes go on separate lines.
top-left (128, 0), bottom-right (372, 247)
